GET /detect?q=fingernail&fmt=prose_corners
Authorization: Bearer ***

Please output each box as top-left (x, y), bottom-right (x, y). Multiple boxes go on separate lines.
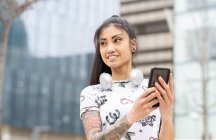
top-left (155, 82), bottom-right (158, 86)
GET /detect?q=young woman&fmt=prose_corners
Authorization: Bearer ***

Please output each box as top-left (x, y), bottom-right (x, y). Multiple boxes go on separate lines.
top-left (80, 15), bottom-right (174, 140)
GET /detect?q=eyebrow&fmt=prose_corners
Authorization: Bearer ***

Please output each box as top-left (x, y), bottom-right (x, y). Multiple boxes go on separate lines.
top-left (99, 34), bottom-right (123, 41)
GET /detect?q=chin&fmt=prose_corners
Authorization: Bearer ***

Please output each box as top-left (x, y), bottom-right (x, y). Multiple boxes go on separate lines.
top-left (107, 63), bottom-right (121, 69)
top-left (105, 62), bottom-right (115, 67)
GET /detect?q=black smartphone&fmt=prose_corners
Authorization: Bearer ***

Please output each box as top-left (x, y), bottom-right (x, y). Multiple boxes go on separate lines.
top-left (148, 67), bottom-right (170, 107)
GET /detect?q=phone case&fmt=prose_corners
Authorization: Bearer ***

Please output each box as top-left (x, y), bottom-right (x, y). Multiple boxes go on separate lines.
top-left (148, 67), bottom-right (170, 88)
top-left (148, 67), bottom-right (170, 107)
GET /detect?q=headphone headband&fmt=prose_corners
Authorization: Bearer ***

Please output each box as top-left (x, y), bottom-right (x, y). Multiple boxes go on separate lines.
top-left (99, 68), bottom-right (144, 90)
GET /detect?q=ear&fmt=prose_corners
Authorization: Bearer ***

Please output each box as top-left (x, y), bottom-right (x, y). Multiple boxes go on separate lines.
top-left (130, 39), bottom-right (137, 52)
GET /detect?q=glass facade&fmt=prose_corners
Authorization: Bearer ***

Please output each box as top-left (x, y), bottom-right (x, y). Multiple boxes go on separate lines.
top-left (174, 0), bottom-right (216, 139)
top-left (2, 0), bottom-right (119, 134)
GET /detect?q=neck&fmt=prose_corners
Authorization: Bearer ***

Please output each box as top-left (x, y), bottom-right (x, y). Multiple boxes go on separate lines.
top-left (111, 65), bottom-right (132, 81)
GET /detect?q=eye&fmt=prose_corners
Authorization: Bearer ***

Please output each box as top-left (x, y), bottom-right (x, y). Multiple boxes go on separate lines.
top-left (114, 38), bottom-right (122, 43)
top-left (100, 41), bottom-right (107, 47)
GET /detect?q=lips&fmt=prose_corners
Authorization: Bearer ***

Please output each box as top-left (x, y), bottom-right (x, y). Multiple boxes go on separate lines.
top-left (107, 55), bottom-right (118, 61)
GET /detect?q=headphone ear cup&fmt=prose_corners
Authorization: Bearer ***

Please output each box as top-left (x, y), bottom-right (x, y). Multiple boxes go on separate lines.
top-left (99, 73), bottom-right (113, 90)
top-left (99, 68), bottom-right (143, 90)
top-left (130, 68), bottom-right (144, 87)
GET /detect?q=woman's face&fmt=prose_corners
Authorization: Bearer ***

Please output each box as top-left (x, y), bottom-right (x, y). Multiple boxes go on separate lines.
top-left (99, 25), bottom-right (135, 69)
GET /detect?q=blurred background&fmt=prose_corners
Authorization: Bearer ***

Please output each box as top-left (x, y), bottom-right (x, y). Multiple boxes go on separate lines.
top-left (0, 0), bottom-right (215, 140)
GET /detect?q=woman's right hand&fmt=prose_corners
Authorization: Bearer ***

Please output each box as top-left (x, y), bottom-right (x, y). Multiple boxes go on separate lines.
top-left (126, 87), bottom-right (158, 125)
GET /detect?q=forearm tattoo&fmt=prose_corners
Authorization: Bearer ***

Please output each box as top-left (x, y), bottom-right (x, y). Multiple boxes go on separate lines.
top-left (82, 111), bottom-right (131, 140)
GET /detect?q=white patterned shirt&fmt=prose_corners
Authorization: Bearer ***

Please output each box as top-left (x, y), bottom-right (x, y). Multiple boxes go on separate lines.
top-left (80, 79), bottom-right (161, 140)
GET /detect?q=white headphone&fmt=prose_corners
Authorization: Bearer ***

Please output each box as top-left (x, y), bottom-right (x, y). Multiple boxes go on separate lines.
top-left (99, 68), bottom-right (144, 90)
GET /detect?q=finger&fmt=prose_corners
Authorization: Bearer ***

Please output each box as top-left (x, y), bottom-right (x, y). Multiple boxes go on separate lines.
top-left (158, 76), bottom-right (169, 90)
top-left (157, 77), bottom-right (171, 102)
top-left (155, 90), bottom-right (164, 105)
top-left (146, 99), bottom-right (159, 108)
top-left (169, 73), bottom-right (174, 96)
top-left (155, 82), bottom-right (170, 105)
top-left (141, 91), bottom-right (156, 103)
top-left (141, 87), bottom-right (156, 98)
top-left (160, 74), bottom-right (173, 102)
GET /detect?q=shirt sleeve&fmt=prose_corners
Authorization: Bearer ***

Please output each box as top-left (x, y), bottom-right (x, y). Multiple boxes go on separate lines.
top-left (80, 86), bottom-right (99, 119)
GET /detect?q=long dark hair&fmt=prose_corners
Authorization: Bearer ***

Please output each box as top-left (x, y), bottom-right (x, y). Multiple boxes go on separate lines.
top-left (90, 15), bottom-right (137, 85)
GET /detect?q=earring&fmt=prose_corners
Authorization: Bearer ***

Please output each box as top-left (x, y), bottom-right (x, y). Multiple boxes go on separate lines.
top-left (132, 48), bottom-right (136, 52)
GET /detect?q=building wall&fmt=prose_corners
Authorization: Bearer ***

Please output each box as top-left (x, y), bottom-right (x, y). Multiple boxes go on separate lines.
top-left (121, 0), bottom-right (216, 139)
top-left (121, 0), bottom-right (173, 76)
top-left (2, 0), bottom-right (120, 139)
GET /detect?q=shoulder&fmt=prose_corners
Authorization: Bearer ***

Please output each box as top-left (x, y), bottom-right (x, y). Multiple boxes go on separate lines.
top-left (80, 84), bottom-right (101, 95)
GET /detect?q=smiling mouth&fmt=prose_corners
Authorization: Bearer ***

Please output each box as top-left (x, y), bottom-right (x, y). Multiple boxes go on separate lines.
top-left (108, 55), bottom-right (118, 61)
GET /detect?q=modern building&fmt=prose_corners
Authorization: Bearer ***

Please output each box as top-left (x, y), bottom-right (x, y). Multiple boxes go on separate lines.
top-left (1, 0), bottom-right (120, 139)
top-left (121, 0), bottom-right (216, 140)
top-left (121, 0), bottom-right (174, 77)
top-left (174, 0), bottom-right (216, 139)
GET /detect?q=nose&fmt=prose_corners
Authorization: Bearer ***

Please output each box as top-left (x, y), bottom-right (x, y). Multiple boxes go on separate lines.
top-left (107, 44), bottom-right (115, 54)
